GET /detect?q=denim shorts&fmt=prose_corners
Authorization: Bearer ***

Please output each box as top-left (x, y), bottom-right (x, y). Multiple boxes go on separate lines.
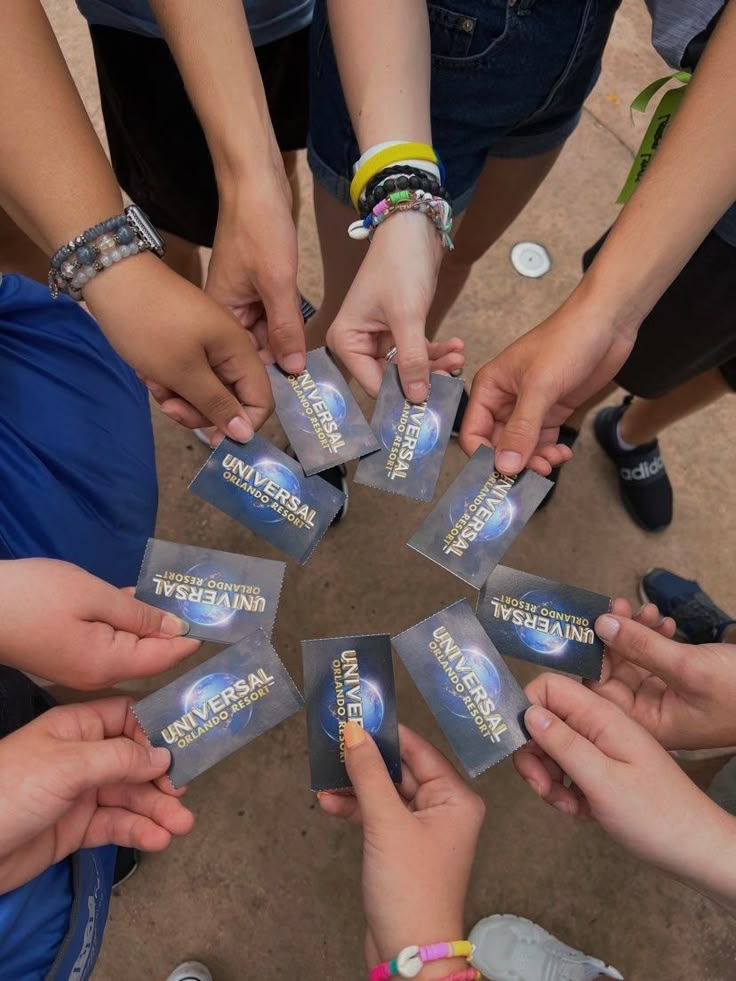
top-left (308, 0), bottom-right (621, 211)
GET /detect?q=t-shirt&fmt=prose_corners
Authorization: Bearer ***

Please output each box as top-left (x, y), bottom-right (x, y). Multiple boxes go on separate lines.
top-left (645, 0), bottom-right (736, 246)
top-left (76, 0), bottom-right (314, 49)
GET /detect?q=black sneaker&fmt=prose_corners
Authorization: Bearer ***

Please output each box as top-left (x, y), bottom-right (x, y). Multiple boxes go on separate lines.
top-left (451, 387), bottom-right (469, 438)
top-left (285, 445), bottom-right (348, 524)
top-left (593, 396), bottom-right (672, 531)
top-left (300, 295), bottom-right (317, 323)
top-left (537, 424), bottom-right (579, 509)
top-left (113, 847), bottom-right (140, 887)
top-left (640, 567), bottom-right (736, 644)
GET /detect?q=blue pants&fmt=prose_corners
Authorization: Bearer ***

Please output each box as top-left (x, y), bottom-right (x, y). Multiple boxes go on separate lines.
top-left (0, 273), bottom-right (158, 979)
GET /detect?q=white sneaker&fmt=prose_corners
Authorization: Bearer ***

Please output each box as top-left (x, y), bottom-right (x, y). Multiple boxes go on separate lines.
top-left (165, 962), bottom-right (213, 981)
top-left (469, 915), bottom-right (623, 981)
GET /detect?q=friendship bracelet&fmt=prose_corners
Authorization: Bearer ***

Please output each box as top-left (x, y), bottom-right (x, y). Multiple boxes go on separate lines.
top-left (435, 971), bottom-right (481, 981)
top-left (49, 204), bottom-right (165, 301)
top-left (369, 940), bottom-right (473, 980)
top-left (348, 189), bottom-right (454, 251)
top-left (350, 141), bottom-right (439, 211)
top-left (361, 166), bottom-right (450, 217)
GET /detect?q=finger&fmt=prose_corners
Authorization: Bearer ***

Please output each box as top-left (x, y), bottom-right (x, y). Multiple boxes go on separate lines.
top-left (459, 386), bottom-right (497, 458)
top-left (594, 614), bottom-right (691, 690)
top-left (159, 396), bottom-right (212, 431)
top-left (176, 351), bottom-right (259, 443)
top-left (494, 386), bottom-right (553, 476)
top-left (262, 287), bottom-right (307, 375)
top-left (342, 349), bottom-right (385, 399)
top-left (393, 319), bottom-right (431, 404)
top-left (106, 634), bottom-right (201, 682)
top-left (342, 722), bottom-right (404, 827)
top-left (144, 379), bottom-right (176, 404)
top-left (428, 350), bottom-right (465, 376)
top-left (317, 791), bottom-right (362, 824)
top-left (92, 586), bottom-right (190, 639)
top-left (397, 724), bottom-right (467, 787)
top-left (611, 597), bottom-right (633, 618)
top-left (100, 782), bottom-right (195, 836)
top-left (71, 737), bottom-right (172, 795)
top-left (635, 603), bottom-right (663, 629)
top-left (84, 807), bottom-right (173, 852)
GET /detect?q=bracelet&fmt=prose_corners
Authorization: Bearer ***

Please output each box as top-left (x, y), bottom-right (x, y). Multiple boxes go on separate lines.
top-left (350, 141), bottom-right (439, 211)
top-left (48, 204), bottom-right (165, 301)
top-left (436, 971), bottom-right (480, 981)
top-left (370, 941), bottom-right (473, 980)
top-left (348, 189), bottom-right (454, 251)
top-left (361, 166), bottom-right (450, 216)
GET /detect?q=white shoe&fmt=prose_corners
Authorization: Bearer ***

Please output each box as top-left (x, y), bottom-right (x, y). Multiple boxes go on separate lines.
top-left (469, 914), bottom-right (623, 981)
top-left (165, 962), bottom-right (213, 981)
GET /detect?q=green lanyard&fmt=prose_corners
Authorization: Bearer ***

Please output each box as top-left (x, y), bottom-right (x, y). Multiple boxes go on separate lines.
top-left (617, 70), bottom-right (692, 204)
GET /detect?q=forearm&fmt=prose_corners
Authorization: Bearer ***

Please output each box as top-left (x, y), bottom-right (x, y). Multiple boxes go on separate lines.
top-left (670, 802), bottom-right (736, 917)
top-left (149, 0), bottom-right (280, 189)
top-left (327, 0), bottom-right (431, 150)
top-left (578, 0), bottom-right (736, 328)
top-left (0, 0), bottom-right (123, 255)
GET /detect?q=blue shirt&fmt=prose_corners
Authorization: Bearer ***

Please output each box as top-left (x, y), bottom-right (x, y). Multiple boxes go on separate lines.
top-left (76, 0), bottom-right (314, 48)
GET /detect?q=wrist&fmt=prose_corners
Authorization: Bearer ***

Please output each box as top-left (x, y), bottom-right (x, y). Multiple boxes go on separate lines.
top-left (371, 913), bottom-right (466, 974)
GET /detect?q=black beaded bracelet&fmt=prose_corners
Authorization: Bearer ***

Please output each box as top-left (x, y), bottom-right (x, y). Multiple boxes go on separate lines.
top-left (360, 165), bottom-right (450, 217)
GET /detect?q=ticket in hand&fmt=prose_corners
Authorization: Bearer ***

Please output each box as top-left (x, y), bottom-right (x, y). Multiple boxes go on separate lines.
top-left (189, 436), bottom-right (345, 564)
top-left (355, 364), bottom-right (463, 502)
top-left (133, 628), bottom-right (304, 788)
top-left (302, 633), bottom-right (401, 792)
top-left (135, 538), bottom-right (285, 643)
top-left (392, 599), bottom-right (530, 778)
top-left (477, 565), bottom-right (610, 680)
top-left (407, 445), bottom-right (552, 587)
top-left (267, 347), bottom-right (379, 475)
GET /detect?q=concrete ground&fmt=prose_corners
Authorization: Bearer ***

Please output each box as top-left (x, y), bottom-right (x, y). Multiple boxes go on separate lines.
top-left (40, 2), bottom-right (736, 978)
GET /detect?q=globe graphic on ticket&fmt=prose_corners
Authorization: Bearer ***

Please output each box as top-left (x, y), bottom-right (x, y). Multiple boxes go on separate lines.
top-left (380, 407), bottom-right (440, 458)
top-left (296, 382), bottom-right (347, 434)
top-left (242, 458), bottom-right (302, 523)
top-left (516, 589), bottom-right (568, 656)
top-left (441, 648), bottom-right (502, 720)
top-left (319, 676), bottom-right (385, 742)
top-left (183, 672), bottom-right (253, 735)
top-left (449, 494), bottom-right (514, 541)
top-left (178, 562), bottom-right (238, 628)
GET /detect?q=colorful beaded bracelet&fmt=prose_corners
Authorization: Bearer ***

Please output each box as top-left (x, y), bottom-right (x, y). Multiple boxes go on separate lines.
top-left (369, 940), bottom-right (474, 980)
top-left (360, 166), bottom-right (450, 217)
top-left (348, 190), bottom-right (454, 251)
top-left (435, 970), bottom-right (481, 981)
top-left (349, 141), bottom-right (439, 211)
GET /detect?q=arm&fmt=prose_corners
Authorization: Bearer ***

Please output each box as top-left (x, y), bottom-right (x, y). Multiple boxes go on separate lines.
top-left (461, 0), bottom-right (736, 472)
top-left (325, 1), bottom-right (457, 403)
top-left (0, 0), bottom-right (272, 441)
top-left (149, 0), bottom-right (305, 373)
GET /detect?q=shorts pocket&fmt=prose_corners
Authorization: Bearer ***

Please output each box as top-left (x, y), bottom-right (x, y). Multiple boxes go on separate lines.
top-left (429, 0), bottom-right (511, 68)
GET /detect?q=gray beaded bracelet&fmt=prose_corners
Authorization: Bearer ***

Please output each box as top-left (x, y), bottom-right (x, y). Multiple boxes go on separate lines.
top-left (49, 204), bottom-right (165, 301)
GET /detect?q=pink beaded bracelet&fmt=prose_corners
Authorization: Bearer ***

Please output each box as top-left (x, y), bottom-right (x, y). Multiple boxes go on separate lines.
top-left (435, 971), bottom-right (480, 981)
top-left (369, 940), bottom-right (473, 980)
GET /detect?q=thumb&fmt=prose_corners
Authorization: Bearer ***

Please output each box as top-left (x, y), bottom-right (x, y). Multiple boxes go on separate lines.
top-left (523, 703), bottom-right (610, 797)
top-left (393, 318), bottom-right (431, 404)
top-left (343, 722), bottom-right (403, 827)
top-left (494, 386), bottom-right (551, 475)
top-left (262, 286), bottom-right (307, 375)
top-left (595, 614), bottom-right (689, 689)
top-left (180, 351), bottom-right (257, 444)
top-left (102, 588), bottom-right (190, 639)
top-left (71, 738), bottom-right (171, 794)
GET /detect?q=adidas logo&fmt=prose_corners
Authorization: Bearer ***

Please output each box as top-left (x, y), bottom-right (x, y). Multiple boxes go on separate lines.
top-left (620, 456), bottom-right (665, 481)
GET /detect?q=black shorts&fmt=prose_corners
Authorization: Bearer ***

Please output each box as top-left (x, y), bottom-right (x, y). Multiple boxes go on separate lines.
top-left (89, 23), bottom-right (310, 247)
top-left (583, 228), bottom-right (736, 398)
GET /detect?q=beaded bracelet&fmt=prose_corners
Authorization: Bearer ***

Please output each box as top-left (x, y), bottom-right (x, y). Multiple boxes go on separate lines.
top-left (436, 971), bottom-right (480, 981)
top-left (369, 940), bottom-right (474, 980)
top-left (348, 189), bottom-right (454, 251)
top-left (349, 141), bottom-right (439, 211)
top-left (49, 204), bottom-right (165, 301)
top-left (361, 166), bottom-right (450, 217)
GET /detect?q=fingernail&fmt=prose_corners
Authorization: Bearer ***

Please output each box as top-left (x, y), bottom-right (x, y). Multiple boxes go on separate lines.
top-left (282, 354), bottom-right (306, 375)
top-left (496, 450), bottom-right (522, 474)
top-left (227, 416), bottom-right (253, 443)
top-left (596, 614), bottom-right (620, 642)
top-left (528, 779), bottom-right (543, 797)
top-left (525, 704), bottom-right (553, 733)
top-left (407, 382), bottom-right (428, 403)
top-left (344, 721), bottom-right (366, 749)
top-left (150, 747), bottom-right (171, 768)
top-left (553, 800), bottom-right (575, 816)
top-left (161, 614), bottom-right (190, 638)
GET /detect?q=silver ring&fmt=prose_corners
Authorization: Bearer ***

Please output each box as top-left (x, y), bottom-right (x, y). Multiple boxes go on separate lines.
top-left (384, 346), bottom-right (398, 363)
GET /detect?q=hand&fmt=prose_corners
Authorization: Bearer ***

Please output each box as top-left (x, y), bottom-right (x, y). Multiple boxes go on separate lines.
top-left (590, 598), bottom-right (736, 751)
top-left (83, 251), bottom-right (274, 442)
top-left (327, 212), bottom-right (465, 403)
top-left (0, 697), bottom-right (194, 893)
top-left (0, 558), bottom-right (201, 690)
top-left (206, 161), bottom-right (306, 375)
top-left (459, 285), bottom-right (639, 475)
top-left (513, 674), bottom-right (736, 908)
top-left (318, 723), bottom-right (484, 976)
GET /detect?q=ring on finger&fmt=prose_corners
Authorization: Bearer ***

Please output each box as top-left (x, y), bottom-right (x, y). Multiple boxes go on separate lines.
top-left (384, 345), bottom-right (398, 363)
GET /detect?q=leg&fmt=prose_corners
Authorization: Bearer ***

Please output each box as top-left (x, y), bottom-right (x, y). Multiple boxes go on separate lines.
top-left (426, 147), bottom-right (563, 338)
top-left (161, 229), bottom-right (203, 287)
top-left (619, 367), bottom-right (732, 446)
top-left (282, 150), bottom-right (301, 227)
top-left (0, 208), bottom-right (48, 283)
top-left (306, 181), bottom-right (367, 348)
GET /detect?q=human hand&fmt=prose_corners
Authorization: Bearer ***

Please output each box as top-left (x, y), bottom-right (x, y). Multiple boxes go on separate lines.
top-left (513, 674), bottom-right (735, 902)
top-left (459, 285), bottom-right (639, 475)
top-left (83, 251), bottom-right (274, 442)
top-left (206, 160), bottom-right (306, 374)
top-left (318, 723), bottom-right (484, 976)
top-left (590, 598), bottom-right (736, 751)
top-left (0, 558), bottom-right (201, 690)
top-left (327, 212), bottom-right (464, 403)
top-left (0, 696), bottom-right (194, 893)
